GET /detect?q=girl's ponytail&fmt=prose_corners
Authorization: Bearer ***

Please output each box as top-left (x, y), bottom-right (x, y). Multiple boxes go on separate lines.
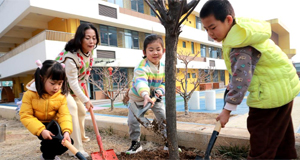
top-left (34, 67), bottom-right (44, 98)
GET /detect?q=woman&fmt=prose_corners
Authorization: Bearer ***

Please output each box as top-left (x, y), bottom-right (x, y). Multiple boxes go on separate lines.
top-left (55, 22), bottom-right (99, 158)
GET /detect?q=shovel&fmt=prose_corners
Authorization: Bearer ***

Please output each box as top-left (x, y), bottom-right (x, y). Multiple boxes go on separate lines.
top-left (130, 95), bottom-right (162, 128)
top-left (89, 107), bottom-right (118, 160)
top-left (46, 120), bottom-right (87, 160)
top-left (195, 121), bottom-right (222, 160)
top-left (195, 89), bottom-right (229, 160)
top-left (83, 85), bottom-right (118, 160)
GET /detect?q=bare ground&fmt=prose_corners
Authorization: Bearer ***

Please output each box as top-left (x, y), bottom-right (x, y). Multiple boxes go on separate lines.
top-left (0, 116), bottom-right (226, 160)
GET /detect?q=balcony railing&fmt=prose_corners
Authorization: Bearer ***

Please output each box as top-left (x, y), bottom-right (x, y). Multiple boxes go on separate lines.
top-left (0, 30), bottom-right (74, 63)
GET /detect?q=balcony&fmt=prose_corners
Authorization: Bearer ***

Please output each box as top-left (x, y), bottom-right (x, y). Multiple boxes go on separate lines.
top-left (0, 30), bottom-right (74, 63)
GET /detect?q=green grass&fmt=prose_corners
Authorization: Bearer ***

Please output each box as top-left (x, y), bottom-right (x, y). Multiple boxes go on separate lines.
top-left (217, 145), bottom-right (249, 160)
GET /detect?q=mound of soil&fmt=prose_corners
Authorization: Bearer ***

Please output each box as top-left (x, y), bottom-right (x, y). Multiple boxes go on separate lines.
top-left (118, 146), bottom-right (203, 160)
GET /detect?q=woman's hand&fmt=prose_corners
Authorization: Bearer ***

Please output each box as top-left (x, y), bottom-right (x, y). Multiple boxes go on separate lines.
top-left (62, 132), bottom-right (71, 146)
top-left (85, 100), bottom-right (94, 110)
top-left (216, 109), bottom-right (231, 128)
top-left (143, 94), bottom-right (154, 107)
top-left (41, 129), bottom-right (54, 140)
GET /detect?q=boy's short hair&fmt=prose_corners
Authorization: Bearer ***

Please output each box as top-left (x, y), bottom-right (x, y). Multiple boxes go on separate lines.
top-left (200, 0), bottom-right (235, 22)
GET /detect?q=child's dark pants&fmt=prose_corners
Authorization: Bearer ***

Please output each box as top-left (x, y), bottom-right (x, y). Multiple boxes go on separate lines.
top-left (247, 100), bottom-right (297, 159)
top-left (38, 123), bottom-right (73, 159)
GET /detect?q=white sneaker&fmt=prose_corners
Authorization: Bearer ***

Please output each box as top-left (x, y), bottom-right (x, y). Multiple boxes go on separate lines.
top-left (163, 145), bottom-right (182, 152)
top-left (126, 141), bottom-right (142, 154)
top-left (40, 155), bottom-right (61, 160)
top-left (67, 151), bottom-right (89, 158)
top-left (54, 156), bottom-right (61, 160)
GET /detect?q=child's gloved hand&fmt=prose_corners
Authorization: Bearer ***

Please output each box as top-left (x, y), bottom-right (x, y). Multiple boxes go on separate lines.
top-left (155, 90), bottom-right (163, 98)
top-left (62, 132), bottom-right (71, 146)
top-left (41, 129), bottom-right (54, 140)
top-left (143, 94), bottom-right (154, 108)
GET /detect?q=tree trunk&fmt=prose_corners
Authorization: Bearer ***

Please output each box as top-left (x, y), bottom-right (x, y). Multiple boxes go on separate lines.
top-left (184, 97), bottom-right (189, 115)
top-left (110, 99), bottom-right (114, 111)
top-left (165, 26), bottom-right (180, 159)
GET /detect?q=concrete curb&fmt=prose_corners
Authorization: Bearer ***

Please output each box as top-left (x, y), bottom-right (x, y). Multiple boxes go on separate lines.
top-left (1, 106), bottom-right (299, 158)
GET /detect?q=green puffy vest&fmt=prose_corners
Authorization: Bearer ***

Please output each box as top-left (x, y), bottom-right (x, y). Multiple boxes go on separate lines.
top-left (223, 17), bottom-right (300, 109)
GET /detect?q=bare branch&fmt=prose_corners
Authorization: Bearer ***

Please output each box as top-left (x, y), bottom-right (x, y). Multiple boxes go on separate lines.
top-left (173, 0), bottom-right (186, 35)
top-left (183, 0), bottom-right (200, 14)
top-left (89, 67), bottom-right (131, 110)
top-left (178, 0), bottom-right (200, 26)
top-left (144, 0), bottom-right (166, 24)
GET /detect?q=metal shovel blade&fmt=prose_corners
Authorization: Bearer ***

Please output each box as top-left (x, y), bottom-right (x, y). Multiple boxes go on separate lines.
top-left (91, 149), bottom-right (117, 160)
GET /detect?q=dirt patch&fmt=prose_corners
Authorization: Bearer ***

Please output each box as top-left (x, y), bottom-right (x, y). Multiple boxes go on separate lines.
top-left (94, 108), bottom-right (233, 125)
top-left (0, 117), bottom-right (226, 160)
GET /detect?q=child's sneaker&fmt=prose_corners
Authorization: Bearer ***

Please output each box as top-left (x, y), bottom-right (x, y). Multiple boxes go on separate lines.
top-left (40, 155), bottom-right (61, 160)
top-left (126, 141), bottom-right (142, 154)
top-left (67, 151), bottom-right (89, 158)
top-left (163, 143), bottom-right (182, 152)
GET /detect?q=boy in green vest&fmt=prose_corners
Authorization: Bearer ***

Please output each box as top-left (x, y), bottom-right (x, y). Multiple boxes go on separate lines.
top-left (200, 0), bottom-right (300, 159)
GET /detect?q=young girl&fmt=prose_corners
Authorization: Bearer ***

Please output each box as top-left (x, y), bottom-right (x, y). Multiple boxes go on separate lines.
top-left (55, 22), bottom-right (99, 157)
top-left (19, 60), bottom-right (73, 160)
top-left (125, 34), bottom-right (166, 154)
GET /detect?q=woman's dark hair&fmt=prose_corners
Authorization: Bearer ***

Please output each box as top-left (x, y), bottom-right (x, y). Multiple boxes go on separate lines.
top-left (200, 0), bottom-right (235, 22)
top-left (34, 60), bottom-right (68, 98)
top-left (65, 23), bottom-right (99, 52)
top-left (143, 34), bottom-right (164, 59)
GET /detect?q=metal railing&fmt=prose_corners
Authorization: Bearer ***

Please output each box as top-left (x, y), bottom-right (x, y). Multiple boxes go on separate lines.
top-left (0, 30), bottom-right (74, 63)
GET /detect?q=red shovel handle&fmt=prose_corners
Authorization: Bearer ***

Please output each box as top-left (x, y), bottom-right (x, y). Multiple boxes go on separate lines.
top-left (83, 84), bottom-right (106, 159)
top-left (89, 108), bottom-right (106, 159)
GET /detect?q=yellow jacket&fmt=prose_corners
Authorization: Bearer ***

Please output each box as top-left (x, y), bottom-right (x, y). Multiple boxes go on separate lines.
top-left (19, 80), bottom-right (73, 136)
top-left (223, 17), bottom-right (300, 108)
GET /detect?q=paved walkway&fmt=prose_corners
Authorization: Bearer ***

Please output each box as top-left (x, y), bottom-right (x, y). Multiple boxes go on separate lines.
top-left (1, 88), bottom-right (300, 133)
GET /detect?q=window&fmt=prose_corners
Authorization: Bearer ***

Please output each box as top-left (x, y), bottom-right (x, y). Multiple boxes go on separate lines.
top-left (124, 29), bottom-right (139, 49)
top-left (213, 70), bottom-right (219, 82)
top-left (108, 0), bottom-right (123, 7)
top-left (196, 16), bottom-right (202, 30)
top-left (187, 73), bottom-right (191, 78)
top-left (91, 69), bottom-right (103, 91)
top-left (100, 25), bottom-right (117, 47)
top-left (209, 47), bottom-right (217, 58)
top-left (183, 41), bottom-right (186, 48)
top-left (192, 73), bottom-right (196, 78)
top-left (201, 44), bottom-right (206, 57)
top-left (217, 48), bottom-right (222, 59)
top-left (150, 9), bottom-right (156, 17)
top-left (204, 70), bottom-right (210, 82)
top-left (220, 70), bottom-right (225, 82)
top-left (294, 63), bottom-right (300, 72)
top-left (191, 42), bottom-right (194, 54)
top-left (131, 0), bottom-right (144, 13)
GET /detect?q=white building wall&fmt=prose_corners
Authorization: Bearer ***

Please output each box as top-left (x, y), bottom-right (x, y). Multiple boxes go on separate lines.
top-left (0, 0), bottom-right (226, 80)
top-left (0, 0), bottom-right (30, 37)
top-left (0, 41), bottom-right (47, 78)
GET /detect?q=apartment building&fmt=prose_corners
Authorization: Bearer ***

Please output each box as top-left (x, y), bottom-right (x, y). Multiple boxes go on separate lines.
top-left (0, 0), bottom-right (296, 100)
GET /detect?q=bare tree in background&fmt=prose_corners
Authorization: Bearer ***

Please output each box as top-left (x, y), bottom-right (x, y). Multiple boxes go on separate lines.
top-left (89, 67), bottom-right (131, 111)
top-left (144, 0), bottom-right (200, 159)
top-left (176, 51), bottom-right (214, 115)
